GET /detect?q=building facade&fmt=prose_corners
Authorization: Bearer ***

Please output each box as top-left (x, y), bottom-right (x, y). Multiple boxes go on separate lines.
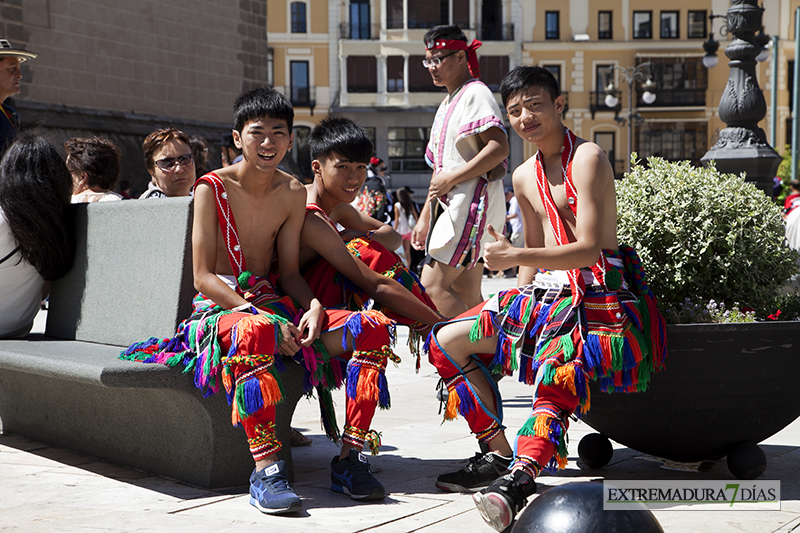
top-left (1, 0), bottom-right (270, 193)
top-left (269, 0), bottom-right (799, 189)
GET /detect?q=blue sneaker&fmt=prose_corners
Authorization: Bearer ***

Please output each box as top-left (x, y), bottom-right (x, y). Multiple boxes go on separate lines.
top-left (330, 449), bottom-right (386, 500)
top-left (249, 461), bottom-right (302, 514)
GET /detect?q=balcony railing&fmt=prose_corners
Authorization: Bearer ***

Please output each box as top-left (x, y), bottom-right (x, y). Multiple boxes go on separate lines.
top-left (276, 86), bottom-right (316, 111)
top-left (638, 87), bottom-right (705, 107)
top-left (340, 22), bottom-right (380, 40)
top-left (478, 23), bottom-right (514, 41)
top-left (589, 91), bottom-right (621, 119)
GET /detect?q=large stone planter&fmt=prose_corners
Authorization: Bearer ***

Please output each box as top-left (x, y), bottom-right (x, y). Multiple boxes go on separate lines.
top-left (579, 322), bottom-right (800, 478)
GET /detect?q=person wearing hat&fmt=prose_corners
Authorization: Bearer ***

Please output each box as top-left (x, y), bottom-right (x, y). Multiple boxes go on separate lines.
top-left (0, 40), bottom-right (37, 155)
top-left (410, 24), bottom-right (508, 318)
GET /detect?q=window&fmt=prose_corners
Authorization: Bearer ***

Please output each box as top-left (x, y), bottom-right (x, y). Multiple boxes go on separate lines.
top-left (546, 11), bottom-right (560, 40)
top-left (660, 11), bottom-right (678, 39)
top-left (287, 126), bottom-right (313, 181)
top-left (594, 132), bottom-right (616, 173)
top-left (688, 10), bottom-right (707, 39)
top-left (633, 11), bottom-right (652, 39)
top-left (290, 61), bottom-right (310, 105)
top-left (347, 56), bottom-right (377, 92)
top-left (598, 11), bottom-right (612, 40)
top-left (408, 0), bottom-right (442, 29)
top-left (386, 0), bottom-right (470, 31)
top-left (291, 2), bottom-right (307, 33)
top-left (637, 122), bottom-right (708, 165)
top-left (543, 64), bottom-right (561, 87)
top-left (644, 57), bottom-right (707, 106)
top-left (388, 127), bottom-right (430, 172)
top-left (593, 64), bottom-right (616, 110)
top-left (350, 0), bottom-right (370, 39)
top-left (387, 0), bottom-right (403, 28)
top-left (789, 60), bottom-right (795, 113)
top-left (409, 55), bottom-right (440, 92)
top-left (479, 56), bottom-right (510, 92)
top-left (387, 56), bottom-right (404, 92)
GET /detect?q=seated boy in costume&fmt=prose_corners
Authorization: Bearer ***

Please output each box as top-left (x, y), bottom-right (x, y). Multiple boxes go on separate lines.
top-left (424, 67), bottom-right (667, 532)
top-left (301, 116), bottom-right (442, 359)
top-left (121, 87), bottom-right (398, 514)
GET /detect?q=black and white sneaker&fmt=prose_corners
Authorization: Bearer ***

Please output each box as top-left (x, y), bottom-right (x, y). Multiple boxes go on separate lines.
top-left (472, 470), bottom-right (537, 532)
top-left (435, 451), bottom-right (512, 492)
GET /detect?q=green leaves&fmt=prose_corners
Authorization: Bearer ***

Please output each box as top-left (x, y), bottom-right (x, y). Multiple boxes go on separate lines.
top-left (617, 157), bottom-right (800, 319)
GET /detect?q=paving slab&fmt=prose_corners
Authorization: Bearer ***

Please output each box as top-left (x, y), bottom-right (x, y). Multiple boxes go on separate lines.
top-left (2, 275), bottom-right (799, 532)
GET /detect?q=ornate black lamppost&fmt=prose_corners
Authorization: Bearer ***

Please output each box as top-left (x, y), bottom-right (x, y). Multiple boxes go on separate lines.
top-left (603, 63), bottom-right (657, 172)
top-left (699, 0), bottom-right (780, 191)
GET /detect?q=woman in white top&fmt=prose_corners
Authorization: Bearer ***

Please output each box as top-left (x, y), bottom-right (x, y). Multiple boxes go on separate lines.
top-left (393, 187), bottom-right (419, 267)
top-left (66, 136), bottom-right (124, 203)
top-left (0, 133), bottom-right (74, 338)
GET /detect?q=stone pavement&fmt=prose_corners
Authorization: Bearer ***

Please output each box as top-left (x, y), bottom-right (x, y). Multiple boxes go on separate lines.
top-left (2, 277), bottom-right (800, 532)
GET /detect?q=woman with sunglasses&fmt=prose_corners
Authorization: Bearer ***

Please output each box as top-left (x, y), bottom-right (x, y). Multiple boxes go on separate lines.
top-left (139, 127), bottom-right (195, 199)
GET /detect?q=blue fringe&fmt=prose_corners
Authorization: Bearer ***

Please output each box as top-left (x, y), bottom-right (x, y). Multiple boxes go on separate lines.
top-left (346, 361), bottom-right (360, 400)
top-left (491, 329), bottom-right (507, 370)
top-left (121, 337), bottom-right (160, 357)
top-left (622, 339), bottom-right (636, 371)
top-left (343, 313), bottom-right (364, 351)
top-left (531, 301), bottom-right (553, 336)
top-left (423, 330), bottom-right (433, 355)
top-left (583, 334), bottom-right (604, 377)
top-left (378, 373), bottom-right (390, 408)
top-left (455, 380), bottom-right (475, 417)
top-left (242, 377), bottom-right (264, 415)
top-left (273, 355), bottom-right (286, 373)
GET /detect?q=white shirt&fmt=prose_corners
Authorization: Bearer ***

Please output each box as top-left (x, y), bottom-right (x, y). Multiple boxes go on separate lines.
top-left (0, 208), bottom-right (44, 337)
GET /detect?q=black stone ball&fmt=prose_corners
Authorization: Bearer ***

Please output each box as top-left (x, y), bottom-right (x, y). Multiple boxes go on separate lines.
top-left (512, 482), bottom-right (663, 533)
top-left (578, 433), bottom-right (614, 469)
top-left (727, 442), bottom-right (767, 480)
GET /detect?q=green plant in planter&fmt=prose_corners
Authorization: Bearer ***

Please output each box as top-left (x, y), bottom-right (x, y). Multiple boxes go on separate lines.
top-left (617, 156), bottom-right (799, 322)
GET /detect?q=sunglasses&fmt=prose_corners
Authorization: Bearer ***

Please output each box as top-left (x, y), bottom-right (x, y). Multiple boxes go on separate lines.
top-left (377, 167), bottom-right (387, 172)
top-left (422, 51), bottom-right (457, 69)
top-left (155, 153), bottom-right (194, 171)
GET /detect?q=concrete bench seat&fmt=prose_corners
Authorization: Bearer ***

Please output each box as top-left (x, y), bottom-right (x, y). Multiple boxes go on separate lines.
top-left (0, 198), bottom-right (305, 489)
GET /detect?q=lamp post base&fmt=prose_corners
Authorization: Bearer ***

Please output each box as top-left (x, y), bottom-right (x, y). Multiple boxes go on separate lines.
top-left (700, 126), bottom-right (782, 193)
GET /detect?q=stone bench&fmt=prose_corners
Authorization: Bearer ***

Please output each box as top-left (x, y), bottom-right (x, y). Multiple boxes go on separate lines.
top-left (0, 198), bottom-right (305, 489)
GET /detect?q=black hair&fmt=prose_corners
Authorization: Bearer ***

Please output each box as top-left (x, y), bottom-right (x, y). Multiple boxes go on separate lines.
top-left (309, 115), bottom-right (373, 164)
top-left (233, 86), bottom-right (294, 133)
top-left (396, 187), bottom-right (417, 218)
top-left (500, 66), bottom-right (561, 109)
top-left (0, 132), bottom-right (74, 280)
top-left (423, 25), bottom-right (467, 48)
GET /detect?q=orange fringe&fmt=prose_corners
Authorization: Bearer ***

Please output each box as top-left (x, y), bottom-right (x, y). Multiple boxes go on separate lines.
top-left (554, 364), bottom-right (577, 396)
top-left (444, 390), bottom-right (460, 421)
top-left (355, 367), bottom-right (381, 402)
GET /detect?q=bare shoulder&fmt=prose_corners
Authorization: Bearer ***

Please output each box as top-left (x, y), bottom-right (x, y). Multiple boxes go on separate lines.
top-left (511, 156), bottom-right (538, 196)
top-left (572, 139), bottom-right (613, 186)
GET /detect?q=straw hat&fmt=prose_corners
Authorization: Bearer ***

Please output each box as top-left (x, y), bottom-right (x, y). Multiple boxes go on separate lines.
top-left (0, 40), bottom-right (38, 62)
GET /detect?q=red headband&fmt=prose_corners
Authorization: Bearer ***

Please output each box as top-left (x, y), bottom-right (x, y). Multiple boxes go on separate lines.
top-left (425, 38), bottom-right (482, 78)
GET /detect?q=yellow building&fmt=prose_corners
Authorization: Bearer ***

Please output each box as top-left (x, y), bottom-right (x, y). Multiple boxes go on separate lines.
top-left (268, 0), bottom-right (799, 186)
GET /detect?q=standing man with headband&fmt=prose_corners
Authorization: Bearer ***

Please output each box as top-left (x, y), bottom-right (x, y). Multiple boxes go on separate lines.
top-left (0, 40), bottom-right (37, 156)
top-left (411, 25), bottom-right (508, 318)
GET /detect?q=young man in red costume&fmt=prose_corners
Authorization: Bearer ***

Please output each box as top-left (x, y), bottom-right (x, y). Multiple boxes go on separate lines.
top-left (122, 88), bottom-right (398, 514)
top-left (425, 66), bottom-right (666, 531)
top-left (301, 116), bottom-right (442, 359)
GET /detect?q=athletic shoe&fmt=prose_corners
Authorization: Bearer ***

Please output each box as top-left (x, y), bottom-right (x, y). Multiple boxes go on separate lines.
top-left (248, 461), bottom-right (303, 515)
top-left (330, 449), bottom-right (386, 500)
top-left (472, 470), bottom-right (537, 532)
top-left (435, 451), bottom-right (512, 492)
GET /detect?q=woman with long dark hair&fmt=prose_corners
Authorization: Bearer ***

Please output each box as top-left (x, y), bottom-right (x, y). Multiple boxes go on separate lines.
top-left (0, 133), bottom-right (74, 338)
top-left (393, 187), bottom-right (419, 267)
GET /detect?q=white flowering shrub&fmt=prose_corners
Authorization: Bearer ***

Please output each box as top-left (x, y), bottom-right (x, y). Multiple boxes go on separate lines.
top-left (617, 156), bottom-right (799, 316)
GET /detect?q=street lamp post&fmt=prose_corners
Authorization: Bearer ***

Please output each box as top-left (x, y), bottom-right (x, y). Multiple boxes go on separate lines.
top-left (699, 0), bottom-right (781, 192)
top-left (603, 63), bottom-right (657, 172)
